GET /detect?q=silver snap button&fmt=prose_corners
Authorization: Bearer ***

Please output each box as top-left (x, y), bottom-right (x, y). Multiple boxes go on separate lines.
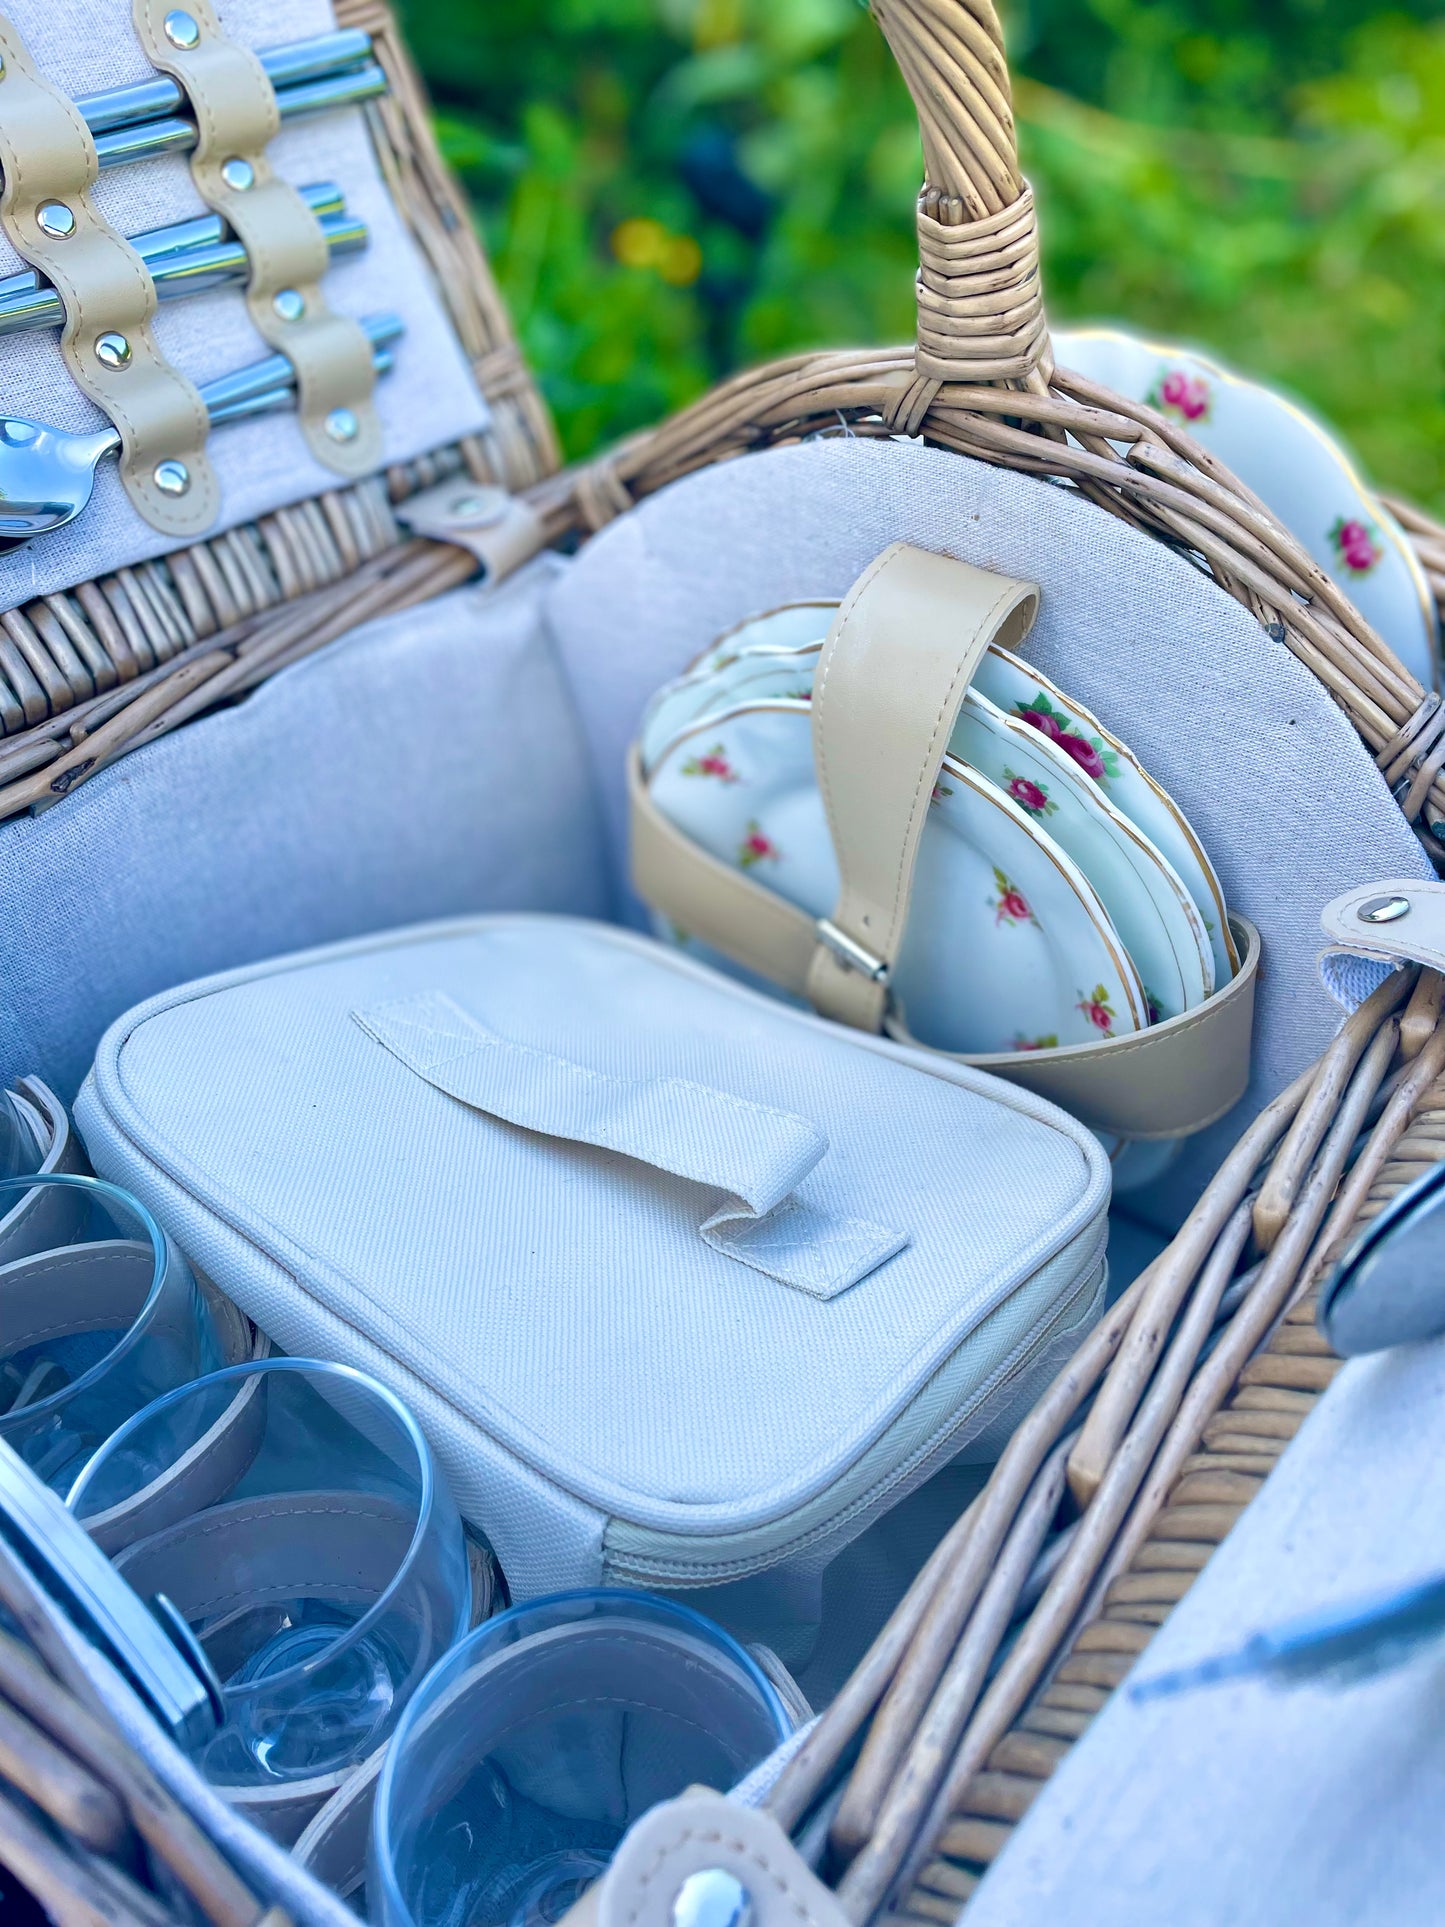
top-left (94, 332), bottom-right (132, 371)
top-left (272, 288), bottom-right (305, 322)
top-left (1358, 894), bottom-right (1412, 925)
top-left (671, 1870), bottom-right (753, 1927)
top-left (163, 9), bottom-right (201, 48)
top-left (220, 156), bottom-right (255, 192)
top-left (325, 407), bottom-right (359, 443)
top-left (153, 459), bottom-right (191, 497)
top-left (449, 489), bottom-right (507, 526)
top-left (36, 201), bottom-right (76, 240)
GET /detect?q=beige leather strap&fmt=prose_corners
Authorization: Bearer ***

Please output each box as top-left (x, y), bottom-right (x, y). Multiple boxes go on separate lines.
top-left (131, 0), bottom-right (382, 479)
top-left (633, 749), bottom-right (1259, 1136)
top-left (630, 743), bottom-right (820, 991)
top-left (805, 543), bottom-right (1039, 1029)
top-left (0, 15), bottom-right (217, 535)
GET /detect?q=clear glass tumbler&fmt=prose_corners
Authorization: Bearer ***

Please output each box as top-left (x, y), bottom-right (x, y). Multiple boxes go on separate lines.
top-left (0, 1173), bottom-right (224, 1494)
top-left (371, 1589), bottom-right (794, 1927)
top-left (0, 1088), bottom-right (43, 1182)
top-left (68, 1358), bottom-right (472, 1792)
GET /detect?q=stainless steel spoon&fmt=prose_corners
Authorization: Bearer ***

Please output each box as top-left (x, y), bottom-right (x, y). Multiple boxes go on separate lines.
top-left (0, 311), bottom-right (402, 548)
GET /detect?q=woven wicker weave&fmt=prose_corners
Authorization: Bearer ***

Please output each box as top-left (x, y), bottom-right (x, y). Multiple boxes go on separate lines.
top-left (2, 3), bottom-right (1444, 1923)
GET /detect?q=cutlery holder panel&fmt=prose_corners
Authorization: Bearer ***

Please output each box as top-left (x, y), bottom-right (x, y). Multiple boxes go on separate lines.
top-left (0, 11), bottom-right (219, 535)
top-left (0, 0), bottom-right (496, 616)
top-left (130, 0), bottom-right (382, 478)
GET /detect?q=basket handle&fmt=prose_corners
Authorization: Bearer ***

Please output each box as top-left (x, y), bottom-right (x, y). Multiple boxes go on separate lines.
top-left (872, 0), bottom-right (1051, 391)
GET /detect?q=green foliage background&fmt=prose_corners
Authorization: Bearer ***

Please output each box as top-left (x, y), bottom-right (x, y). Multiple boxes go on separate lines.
top-left (395, 0), bottom-right (1445, 512)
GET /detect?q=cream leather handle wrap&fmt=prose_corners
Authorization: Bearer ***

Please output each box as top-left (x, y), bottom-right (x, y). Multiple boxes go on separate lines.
top-left (630, 543), bottom-right (1260, 1140)
top-left (805, 542), bottom-right (1038, 1030)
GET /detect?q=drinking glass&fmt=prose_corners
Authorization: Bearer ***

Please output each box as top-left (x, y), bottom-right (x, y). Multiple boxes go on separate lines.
top-left (0, 1088), bottom-right (43, 1182)
top-left (0, 1173), bottom-right (224, 1494)
top-left (371, 1589), bottom-right (794, 1927)
top-left (68, 1358), bottom-right (471, 1793)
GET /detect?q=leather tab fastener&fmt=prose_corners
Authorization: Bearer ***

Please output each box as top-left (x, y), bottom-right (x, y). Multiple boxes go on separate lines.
top-left (131, 0), bottom-right (382, 480)
top-left (568, 1789), bottom-right (853, 1927)
top-left (1320, 879), bottom-right (1445, 975)
top-left (0, 15), bottom-right (217, 535)
top-left (393, 479), bottom-right (548, 582)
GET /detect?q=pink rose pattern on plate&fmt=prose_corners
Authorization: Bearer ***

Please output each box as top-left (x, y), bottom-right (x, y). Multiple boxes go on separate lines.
top-left (989, 865), bottom-right (1034, 927)
top-left (738, 820), bottom-right (780, 868)
top-left (1013, 692), bottom-right (1121, 783)
top-left (1076, 985), bottom-right (1117, 1036)
top-left (664, 716), bottom-right (1132, 1049)
top-left (1003, 767), bottom-right (1055, 817)
top-left (1329, 515), bottom-right (1382, 577)
top-left (681, 743), bottom-right (739, 783)
top-left (1147, 367), bottom-right (1211, 425)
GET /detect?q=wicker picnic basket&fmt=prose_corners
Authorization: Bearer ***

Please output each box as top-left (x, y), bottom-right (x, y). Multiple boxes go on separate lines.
top-left (3, 2), bottom-right (1445, 1924)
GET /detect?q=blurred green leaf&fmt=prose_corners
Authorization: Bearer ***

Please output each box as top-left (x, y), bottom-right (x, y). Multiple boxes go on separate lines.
top-left (395, 0), bottom-right (1445, 512)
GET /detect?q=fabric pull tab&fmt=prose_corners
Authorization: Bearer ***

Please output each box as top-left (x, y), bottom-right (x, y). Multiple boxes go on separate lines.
top-left (353, 991), bottom-right (906, 1299)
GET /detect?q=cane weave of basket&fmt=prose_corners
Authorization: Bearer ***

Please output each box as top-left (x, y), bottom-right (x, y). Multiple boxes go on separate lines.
top-left (2, 1), bottom-right (1445, 1923)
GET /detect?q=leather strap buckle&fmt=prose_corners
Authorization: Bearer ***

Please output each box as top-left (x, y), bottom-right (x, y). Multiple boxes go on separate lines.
top-left (816, 918), bottom-right (889, 983)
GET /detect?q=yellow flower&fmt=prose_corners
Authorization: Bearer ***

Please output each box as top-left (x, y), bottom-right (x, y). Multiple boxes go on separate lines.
top-left (611, 221), bottom-right (702, 287)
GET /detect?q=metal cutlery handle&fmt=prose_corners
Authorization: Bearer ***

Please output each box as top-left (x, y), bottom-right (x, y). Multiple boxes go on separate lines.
top-left (77, 29), bottom-right (374, 135)
top-left (198, 312), bottom-right (402, 425)
top-left (93, 63), bottom-right (388, 173)
top-left (205, 345), bottom-right (397, 430)
top-left (0, 189), bottom-right (362, 338)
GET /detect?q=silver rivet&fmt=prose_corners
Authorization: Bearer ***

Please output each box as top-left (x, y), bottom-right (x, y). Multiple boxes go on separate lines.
top-left (36, 201), bottom-right (75, 240)
top-left (219, 156), bottom-right (255, 192)
top-left (446, 487), bottom-right (508, 526)
top-left (671, 1870), bottom-right (752, 1927)
top-left (153, 459), bottom-right (190, 497)
top-left (94, 331), bottom-right (131, 371)
top-left (163, 9), bottom-right (200, 48)
top-left (272, 288), bottom-right (304, 322)
top-left (324, 407), bottom-right (359, 443)
top-left (1358, 894), bottom-right (1411, 926)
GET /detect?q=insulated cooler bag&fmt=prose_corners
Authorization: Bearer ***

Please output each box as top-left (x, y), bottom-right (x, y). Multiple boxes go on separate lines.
top-left (75, 914), bottom-right (1109, 1605)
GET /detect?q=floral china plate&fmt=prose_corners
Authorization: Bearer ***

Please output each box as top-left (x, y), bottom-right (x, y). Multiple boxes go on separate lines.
top-left (1052, 326), bottom-right (1440, 692)
top-left (971, 644), bottom-right (1237, 986)
top-left (650, 656), bottom-right (1212, 1021)
top-left (952, 693), bottom-right (1213, 1017)
top-left (649, 698), bottom-right (1147, 1056)
top-left (640, 635), bottom-right (824, 769)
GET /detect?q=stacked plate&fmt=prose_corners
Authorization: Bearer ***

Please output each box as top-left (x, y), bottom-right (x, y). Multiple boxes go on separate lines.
top-left (639, 603), bottom-right (1235, 1069)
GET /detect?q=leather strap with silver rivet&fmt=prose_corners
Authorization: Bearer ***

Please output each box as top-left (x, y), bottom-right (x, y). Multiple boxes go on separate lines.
top-left (0, 14), bottom-right (218, 535)
top-left (131, 1), bottom-right (382, 480)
